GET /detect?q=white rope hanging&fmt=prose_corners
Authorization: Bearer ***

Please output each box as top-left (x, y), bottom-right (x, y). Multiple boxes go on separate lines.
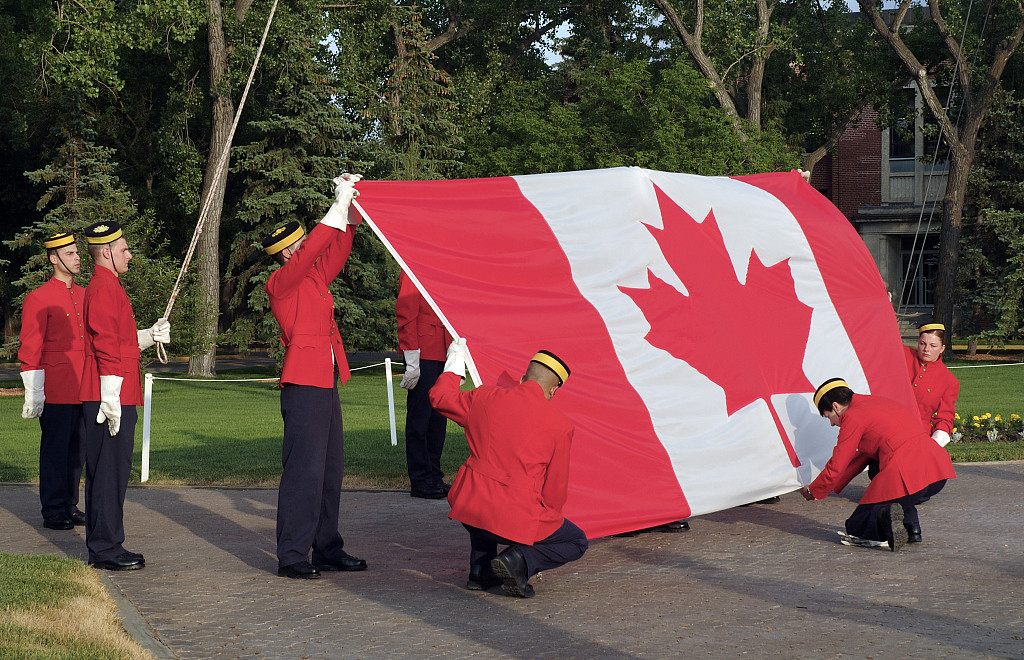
top-left (156, 0), bottom-right (280, 363)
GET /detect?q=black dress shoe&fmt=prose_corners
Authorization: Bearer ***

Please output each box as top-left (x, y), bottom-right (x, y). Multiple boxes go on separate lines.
top-left (740, 496), bottom-right (781, 507)
top-left (43, 514), bottom-right (74, 530)
top-left (613, 520), bottom-right (689, 537)
top-left (491, 546), bottom-right (534, 598)
top-left (314, 551), bottom-right (367, 572)
top-left (278, 561), bottom-right (321, 579)
top-left (647, 520), bottom-right (689, 533)
top-left (466, 565), bottom-right (503, 590)
top-left (67, 509), bottom-right (87, 525)
top-left (92, 551), bottom-right (145, 571)
top-left (905, 521), bottom-right (922, 543)
top-left (435, 481), bottom-right (451, 495)
top-left (410, 486), bottom-right (447, 500)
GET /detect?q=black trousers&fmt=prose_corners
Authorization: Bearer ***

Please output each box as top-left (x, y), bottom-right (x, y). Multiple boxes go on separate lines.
top-left (82, 402), bottom-right (137, 563)
top-left (404, 359), bottom-right (447, 490)
top-left (846, 479), bottom-right (948, 541)
top-left (38, 402), bottom-right (86, 519)
top-left (464, 518), bottom-right (589, 577)
top-left (277, 382), bottom-right (347, 567)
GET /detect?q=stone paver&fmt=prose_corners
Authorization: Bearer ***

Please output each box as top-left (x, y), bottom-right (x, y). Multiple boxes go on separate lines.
top-left (2, 463), bottom-right (1022, 659)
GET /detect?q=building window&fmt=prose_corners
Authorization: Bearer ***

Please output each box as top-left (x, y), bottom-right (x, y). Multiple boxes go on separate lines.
top-left (898, 234), bottom-right (939, 307)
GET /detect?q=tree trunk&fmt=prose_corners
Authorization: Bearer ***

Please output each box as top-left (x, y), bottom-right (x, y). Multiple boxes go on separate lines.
top-left (930, 148), bottom-right (971, 358)
top-left (188, 0), bottom-right (237, 377)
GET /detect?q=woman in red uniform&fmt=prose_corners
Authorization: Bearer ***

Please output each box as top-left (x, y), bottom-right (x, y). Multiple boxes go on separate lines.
top-left (905, 322), bottom-right (959, 446)
top-left (800, 378), bottom-right (955, 551)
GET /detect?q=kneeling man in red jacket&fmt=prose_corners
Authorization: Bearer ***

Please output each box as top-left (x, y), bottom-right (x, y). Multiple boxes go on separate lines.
top-left (429, 341), bottom-right (588, 598)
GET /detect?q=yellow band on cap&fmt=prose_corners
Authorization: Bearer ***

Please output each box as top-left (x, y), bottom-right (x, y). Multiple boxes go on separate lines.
top-left (86, 227), bottom-right (123, 245)
top-left (918, 323), bottom-right (945, 333)
top-left (263, 225), bottom-right (305, 255)
top-left (44, 233), bottom-right (75, 249)
top-left (531, 351), bottom-right (570, 385)
top-left (813, 379), bottom-right (849, 408)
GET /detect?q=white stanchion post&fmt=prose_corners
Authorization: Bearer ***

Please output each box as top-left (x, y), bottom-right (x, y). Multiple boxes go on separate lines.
top-left (385, 358), bottom-right (398, 446)
top-left (142, 373), bottom-right (153, 483)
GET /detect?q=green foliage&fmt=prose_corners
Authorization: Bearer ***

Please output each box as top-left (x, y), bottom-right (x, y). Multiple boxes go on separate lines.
top-left (958, 90), bottom-right (1024, 342)
top-left (463, 55), bottom-right (798, 177)
top-left (226, 0), bottom-right (391, 352)
top-left (1, 121), bottom-right (200, 360)
top-left (359, 4), bottom-right (464, 181)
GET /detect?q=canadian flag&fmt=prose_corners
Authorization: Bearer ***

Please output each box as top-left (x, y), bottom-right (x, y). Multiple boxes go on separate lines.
top-left (355, 167), bottom-right (915, 538)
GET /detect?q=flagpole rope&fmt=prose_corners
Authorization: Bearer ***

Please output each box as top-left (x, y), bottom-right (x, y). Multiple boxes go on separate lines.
top-left (155, 0), bottom-right (281, 364)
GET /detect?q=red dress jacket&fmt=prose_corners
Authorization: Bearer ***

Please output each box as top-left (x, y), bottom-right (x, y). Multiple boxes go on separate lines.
top-left (79, 267), bottom-right (143, 406)
top-left (904, 345), bottom-right (960, 435)
top-left (265, 223), bottom-right (354, 388)
top-left (430, 372), bottom-right (574, 544)
top-left (18, 277), bottom-right (86, 404)
top-left (809, 394), bottom-right (956, 504)
top-left (395, 272), bottom-right (452, 361)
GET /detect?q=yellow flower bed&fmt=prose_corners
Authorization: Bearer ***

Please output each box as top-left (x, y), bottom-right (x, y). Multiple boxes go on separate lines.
top-left (952, 412), bottom-right (1024, 443)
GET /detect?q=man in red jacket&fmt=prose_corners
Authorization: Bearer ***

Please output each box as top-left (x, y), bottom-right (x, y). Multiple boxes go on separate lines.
top-left (18, 232), bottom-right (87, 531)
top-left (430, 341), bottom-right (588, 597)
top-left (262, 173), bottom-right (367, 579)
top-left (800, 378), bottom-right (956, 551)
top-left (396, 272), bottom-right (453, 499)
top-left (80, 221), bottom-right (171, 571)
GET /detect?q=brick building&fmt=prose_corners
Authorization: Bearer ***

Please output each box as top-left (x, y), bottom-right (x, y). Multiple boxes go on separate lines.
top-left (808, 89), bottom-right (946, 336)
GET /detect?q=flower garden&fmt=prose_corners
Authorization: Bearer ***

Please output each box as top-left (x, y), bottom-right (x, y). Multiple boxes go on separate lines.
top-left (951, 412), bottom-right (1024, 443)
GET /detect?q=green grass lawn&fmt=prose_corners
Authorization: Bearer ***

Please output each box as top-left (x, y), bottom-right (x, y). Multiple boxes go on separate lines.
top-left (0, 553), bottom-right (149, 659)
top-left (946, 359), bottom-right (1024, 419)
top-left (2, 359), bottom-right (1022, 487)
top-left (0, 363), bottom-right (470, 489)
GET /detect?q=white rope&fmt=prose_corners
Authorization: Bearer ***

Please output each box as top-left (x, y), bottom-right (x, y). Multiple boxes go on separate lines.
top-left (948, 362), bottom-right (1024, 370)
top-left (156, 0), bottom-right (281, 364)
top-left (151, 376), bottom-right (279, 382)
top-left (147, 360), bottom-right (406, 382)
top-left (896, 0), bottom-right (979, 315)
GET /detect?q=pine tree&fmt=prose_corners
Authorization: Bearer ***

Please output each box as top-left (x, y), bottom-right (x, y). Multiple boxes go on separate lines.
top-left (3, 117), bottom-right (193, 357)
top-left (368, 4), bottom-right (464, 181)
top-left (226, 0), bottom-right (394, 353)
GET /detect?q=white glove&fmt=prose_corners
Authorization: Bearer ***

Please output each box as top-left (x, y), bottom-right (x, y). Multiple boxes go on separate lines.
top-left (931, 429), bottom-right (951, 447)
top-left (138, 317), bottom-right (171, 350)
top-left (151, 318), bottom-right (170, 344)
top-left (20, 370), bottom-right (45, 419)
top-left (400, 349), bottom-right (421, 390)
top-left (97, 375), bottom-right (124, 436)
top-left (319, 173), bottom-right (362, 230)
top-left (443, 338), bottom-right (468, 380)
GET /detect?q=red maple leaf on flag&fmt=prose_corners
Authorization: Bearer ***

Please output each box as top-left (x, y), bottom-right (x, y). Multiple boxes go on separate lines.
top-left (619, 185), bottom-right (813, 466)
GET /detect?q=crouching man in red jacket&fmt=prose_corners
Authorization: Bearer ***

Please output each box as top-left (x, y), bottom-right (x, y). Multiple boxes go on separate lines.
top-left (429, 341), bottom-right (588, 597)
top-left (801, 378), bottom-right (956, 551)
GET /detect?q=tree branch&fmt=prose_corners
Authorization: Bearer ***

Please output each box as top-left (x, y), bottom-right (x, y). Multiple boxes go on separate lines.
top-left (856, 1), bottom-right (965, 159)
top-left (651, 0), bottom-right (745, 137)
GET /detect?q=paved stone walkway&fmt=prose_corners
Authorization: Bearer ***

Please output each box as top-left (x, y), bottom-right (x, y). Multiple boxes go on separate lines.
top-left (2, 463), bottom-right (1022, 659)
